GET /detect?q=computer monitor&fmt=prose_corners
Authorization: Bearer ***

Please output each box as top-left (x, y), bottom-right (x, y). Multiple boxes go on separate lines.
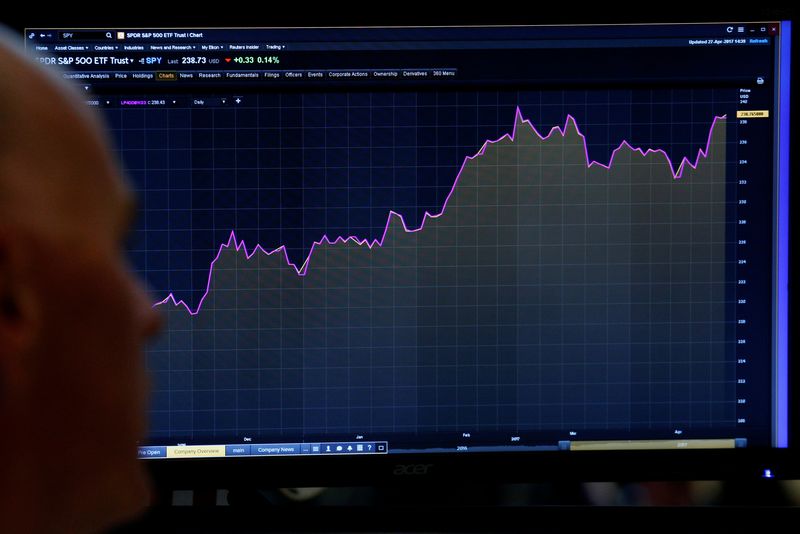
top-left (23, 16), bottom-right (795, 487)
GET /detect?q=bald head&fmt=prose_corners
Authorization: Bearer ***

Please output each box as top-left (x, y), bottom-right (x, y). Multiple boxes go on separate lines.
top-left (0, 30), bottom-right (131, 241)
top-left (0, 28), bottom-right (166, 533)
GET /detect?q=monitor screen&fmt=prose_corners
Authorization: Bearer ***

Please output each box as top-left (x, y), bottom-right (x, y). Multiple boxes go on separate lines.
top-left (25, 20), bottom-right (794, 481)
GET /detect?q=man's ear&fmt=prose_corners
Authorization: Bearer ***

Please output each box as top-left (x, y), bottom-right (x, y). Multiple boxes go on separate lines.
top-left (0, 228), bottom-right (39, 395)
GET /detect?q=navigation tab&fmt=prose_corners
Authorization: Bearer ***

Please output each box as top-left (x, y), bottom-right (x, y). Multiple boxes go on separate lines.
top-left (372, 70), bottom-right (400, 78)
top-left (402, 69), bottom-right (429, 78)
top-left (262, 71), bottom-right (281, 80)
top-left (228, 44), bottom-right (263, 51)
top-left (166, 445), bottom-right (226, 458)
top-left (53, 44), bottom-right (89, 51)
top-left (225, 445), bottom-right (251, 456)
top-left (156, 71), bottom-right (177, 81)
top-left (283, 71), bottom-right (304, 79)
top-left (252, 443), bottom-right (302, 456)
top-left (432, 68), bottom-right (457, 77)
top-left (226, 71), bottom-right (259, 79)
top-left (148, 44), bottom-right (195, 51)
top-left (327, 70), bottom-right (370, 79)
top-left (63, 72), bottom-right (111, 80)
top-left (307, 70), bottom-right (324, 79)
top-left (138, 446), bottom-right (167, 458)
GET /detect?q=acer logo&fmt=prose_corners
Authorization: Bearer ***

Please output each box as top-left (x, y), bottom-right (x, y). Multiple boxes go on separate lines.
top-left (393, 463), bottom-right (434, 476)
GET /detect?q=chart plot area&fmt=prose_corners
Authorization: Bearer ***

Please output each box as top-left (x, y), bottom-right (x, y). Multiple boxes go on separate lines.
top-left (148, 108), bottom-right (732, 438)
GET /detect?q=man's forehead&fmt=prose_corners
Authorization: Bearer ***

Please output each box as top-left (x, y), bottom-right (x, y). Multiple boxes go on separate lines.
top-left (0, 39), bottom-right (135, 241)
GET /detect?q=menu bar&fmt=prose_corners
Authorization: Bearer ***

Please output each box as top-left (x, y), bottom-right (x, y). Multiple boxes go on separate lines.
top-left (63, 68), bottom-right (458, 85)
top-left (138, 441), bottom-right (389, 459)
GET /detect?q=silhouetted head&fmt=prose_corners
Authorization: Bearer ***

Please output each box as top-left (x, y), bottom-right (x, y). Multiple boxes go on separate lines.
top-left (0, 29), bottom-right (161, 533)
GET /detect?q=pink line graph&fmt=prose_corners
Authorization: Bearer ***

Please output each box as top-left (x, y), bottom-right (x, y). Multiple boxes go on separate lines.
top-left (155, 107), bottom-right (727, 315)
